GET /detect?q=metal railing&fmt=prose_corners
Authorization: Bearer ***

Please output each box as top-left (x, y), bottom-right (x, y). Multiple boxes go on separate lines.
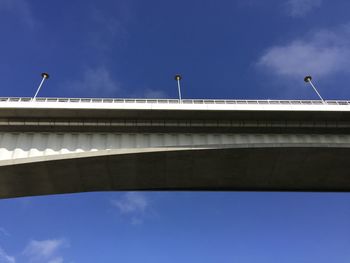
top-left (0, 97), bottom-right (349, 105)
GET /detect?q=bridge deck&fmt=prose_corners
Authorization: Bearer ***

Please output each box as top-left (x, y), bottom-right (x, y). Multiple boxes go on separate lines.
top-left (0, 97), bottom-right (350, 111)
top-left (0, 98), bottom-right (350, 120)
top-left (1, 98), bottom-right (350, 197)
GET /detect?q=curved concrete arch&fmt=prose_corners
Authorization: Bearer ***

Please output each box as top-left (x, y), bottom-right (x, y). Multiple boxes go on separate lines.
top-left (1, 145), bottom-right (350, 199)
top-left (1, 132), bottom-right (350, 164)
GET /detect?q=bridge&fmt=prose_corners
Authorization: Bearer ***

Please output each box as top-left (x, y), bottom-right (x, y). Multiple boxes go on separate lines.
top-left (1, 97), bottom-right (350, 198)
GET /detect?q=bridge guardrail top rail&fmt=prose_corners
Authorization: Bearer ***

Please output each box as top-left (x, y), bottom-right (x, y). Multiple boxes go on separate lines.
top-left (0, 97), bottom-right (349, 106)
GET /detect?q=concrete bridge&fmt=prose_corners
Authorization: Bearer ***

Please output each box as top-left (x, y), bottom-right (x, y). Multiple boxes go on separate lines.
top-left (1, 97), bottom-right (350, 198)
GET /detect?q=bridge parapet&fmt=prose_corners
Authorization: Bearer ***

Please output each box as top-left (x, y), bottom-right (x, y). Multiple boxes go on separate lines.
top-left (0, 97), bottom-right (350, 110)
top-left (1, 97), bottom-right (350, 105)
top-left (0, 98), bottom-right (350, 132)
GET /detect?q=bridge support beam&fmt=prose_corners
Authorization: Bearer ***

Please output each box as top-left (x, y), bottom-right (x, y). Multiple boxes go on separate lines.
top-left (1, 147), bottom-right (350, 198)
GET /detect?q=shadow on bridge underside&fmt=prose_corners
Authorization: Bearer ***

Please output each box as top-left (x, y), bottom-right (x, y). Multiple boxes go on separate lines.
top-left (1, 146), bottom-right (350, 198)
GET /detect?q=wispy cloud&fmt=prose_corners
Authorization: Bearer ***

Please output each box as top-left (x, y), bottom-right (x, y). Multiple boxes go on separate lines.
top-left (0, 238), bottom-right (69, 263)
top-left (0, 247), bottom-right (15, 263)
top-left (67, 66), bottom-right (120, 97)
top-left (89, 8), bottom-right (128, 51)
top-left (0, 0), bottom-right (36, 28)
top-left (111, 192), bottom-right (150, 224)
top-left (0, 228), bottom-right (10, 237)
top-left (257, 23), bottom-right (350, 80)
top-left (23, 239), bottom-right (68, 262)
top-left (112, 192), bottom-right (148, 214)
top-left (285, 0), bottom-right (322, 17)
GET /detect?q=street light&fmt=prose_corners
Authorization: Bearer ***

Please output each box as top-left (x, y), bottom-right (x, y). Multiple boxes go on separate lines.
top-left (304, 75), bottom-right (325, 103)
top-left (33, 72), bottom-right (50, 100)
top-left (174, 74), bottom-right (182, 103)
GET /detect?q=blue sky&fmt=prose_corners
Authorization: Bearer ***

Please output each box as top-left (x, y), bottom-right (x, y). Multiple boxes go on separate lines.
top-left (0, 0), bottom-right (350, 262)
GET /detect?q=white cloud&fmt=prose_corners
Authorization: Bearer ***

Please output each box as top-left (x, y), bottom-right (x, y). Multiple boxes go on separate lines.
top-left (23, 239), bottom-right (68, 262)
top-left (0, 247), bottom-right (15, 263)
top-left (68, 66), bottom-right (120, 97)
top-left (112, 192), bottom-right (148, 214)
top-left (257, 24), bottom-right (350, 79)
top-left (111, 192), bottom-right (150, 224)
top-left (286, 0), bottom-right (322, 17)
top-left (0, 0), bottom-right (36, 28)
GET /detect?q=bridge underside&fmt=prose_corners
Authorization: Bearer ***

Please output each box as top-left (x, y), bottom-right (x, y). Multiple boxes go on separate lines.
top-left (1, 103), bottom-right (350, 198)
top-left (1, 146), bottom-right (350, 198)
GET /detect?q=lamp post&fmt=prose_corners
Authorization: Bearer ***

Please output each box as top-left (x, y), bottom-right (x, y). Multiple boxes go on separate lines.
top-left (33, 72), bottom-right (50, 100)
top-left (304, 75), bottom-right (325, 103)
top-left (174, 74), bottom-right (182, 103)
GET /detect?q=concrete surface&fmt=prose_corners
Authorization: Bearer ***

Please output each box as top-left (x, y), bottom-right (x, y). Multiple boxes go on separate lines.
top-left (1, 146), bottom-right (350, 198)
top-left (0, 99), bottom-right (350, 198)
